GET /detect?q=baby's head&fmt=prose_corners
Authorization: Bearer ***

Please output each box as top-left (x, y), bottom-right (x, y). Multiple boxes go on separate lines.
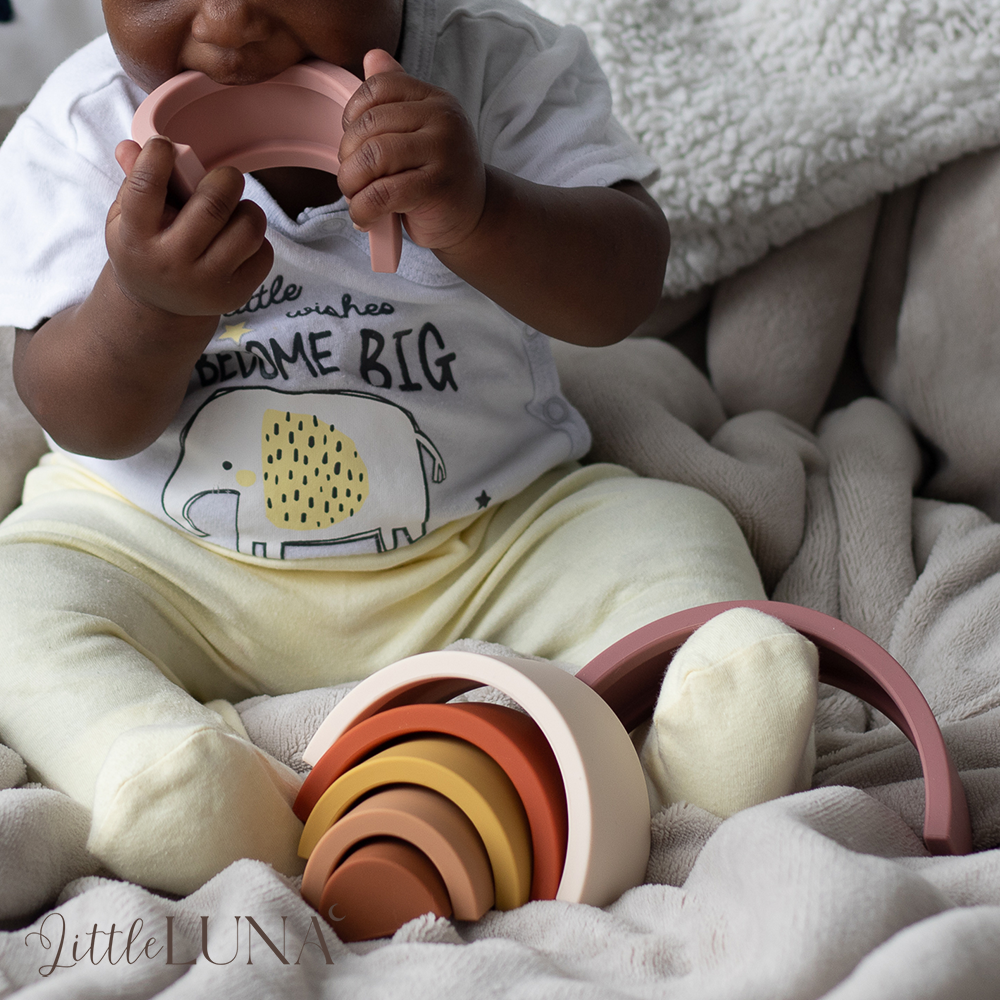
top-left (102, 0), bottom-right (404, 93)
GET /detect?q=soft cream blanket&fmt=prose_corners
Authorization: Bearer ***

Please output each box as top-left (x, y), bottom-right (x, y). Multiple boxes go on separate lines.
top-left (3, 0), bottom-right (1000, 995)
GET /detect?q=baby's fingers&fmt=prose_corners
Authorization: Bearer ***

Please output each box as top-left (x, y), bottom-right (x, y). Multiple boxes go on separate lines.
top-left (227, 232), bottom-right (276, 301)
top-left (115, 139), bottom-right (142, 177)
top-left (115, 136), bottom-right (176, 241)
top-left (363, 48), bottom-right (405, 80)
top-left (171, 166), bottom-right (249, 259)
top-left (198, 197), bottom-right (272, 279)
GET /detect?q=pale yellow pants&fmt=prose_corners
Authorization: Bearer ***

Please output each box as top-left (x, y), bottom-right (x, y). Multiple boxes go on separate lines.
top-left (0, 456), bottom-right (764, 895)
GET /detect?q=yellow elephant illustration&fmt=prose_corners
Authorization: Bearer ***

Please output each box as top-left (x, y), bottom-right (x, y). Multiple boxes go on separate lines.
top-left (162, 388), bottom-right (446, 558)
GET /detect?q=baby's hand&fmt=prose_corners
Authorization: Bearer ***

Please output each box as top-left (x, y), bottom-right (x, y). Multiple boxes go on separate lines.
top-left (106, 138), bottom-right (274, 317)
top-left (338, 49), bottom-right (486, 253)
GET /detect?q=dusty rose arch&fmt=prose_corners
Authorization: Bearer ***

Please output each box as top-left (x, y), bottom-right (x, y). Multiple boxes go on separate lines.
top-left (131, 60), bottom-right (403, 272)
top-left (577, 600), bottom-right (973, 856)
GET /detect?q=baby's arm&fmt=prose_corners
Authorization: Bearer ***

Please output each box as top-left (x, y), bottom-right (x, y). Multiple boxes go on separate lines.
top-left (340, 50), bottom-right (670, 347)
top-left (12, 139), bottom-right (273, 459)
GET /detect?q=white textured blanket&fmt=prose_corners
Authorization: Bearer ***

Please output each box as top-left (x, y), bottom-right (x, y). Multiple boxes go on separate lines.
top-left (3, 0), bottom-right (1000, 997)
top-left (528, 0), bottom-right (1000, 295)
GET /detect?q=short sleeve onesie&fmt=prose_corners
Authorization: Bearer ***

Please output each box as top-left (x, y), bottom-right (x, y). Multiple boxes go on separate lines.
top-left (0, 0), bottom-right (659, 559)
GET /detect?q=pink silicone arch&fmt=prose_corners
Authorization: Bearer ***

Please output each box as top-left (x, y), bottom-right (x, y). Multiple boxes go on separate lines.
top-left (131, 60), bottom-right (403, 273)
top-left (575, 600), bottom-right (973, 856)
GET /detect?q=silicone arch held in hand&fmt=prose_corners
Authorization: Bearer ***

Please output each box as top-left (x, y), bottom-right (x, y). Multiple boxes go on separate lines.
top-left (131, 60), bottom-right (403, 273)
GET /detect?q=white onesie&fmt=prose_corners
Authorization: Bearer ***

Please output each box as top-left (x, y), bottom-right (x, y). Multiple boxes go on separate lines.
top-left (0, 0), bottom-right (659, 559)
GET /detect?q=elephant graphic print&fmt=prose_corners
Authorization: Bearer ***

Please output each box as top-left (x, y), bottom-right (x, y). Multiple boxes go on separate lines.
top-left (162, 387), bottom-right (446, 559)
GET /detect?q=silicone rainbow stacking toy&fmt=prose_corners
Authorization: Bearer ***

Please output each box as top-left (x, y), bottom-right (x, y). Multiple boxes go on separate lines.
top-left (294, 648), bottom-right (650, 940)
top-left (295, 603), bottom-right (973, 941)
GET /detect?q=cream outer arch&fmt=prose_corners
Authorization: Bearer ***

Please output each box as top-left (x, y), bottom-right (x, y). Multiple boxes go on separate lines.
top-left (302, 651), bottom-right (651, 908)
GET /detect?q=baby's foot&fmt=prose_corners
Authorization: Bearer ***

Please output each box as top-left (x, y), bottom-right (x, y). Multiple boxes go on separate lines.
top-left (639, 606), bottom-right (818, 817)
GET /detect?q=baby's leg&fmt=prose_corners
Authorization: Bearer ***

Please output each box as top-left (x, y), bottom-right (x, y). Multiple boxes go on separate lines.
top-left (456, 465), bottom-right (817, 815)
top-left (457, 464), bottom-right (769, 665)
top-left (0, 540), bottom-right (304, 896)
top-left (639, 606), bottom-right (817, 817)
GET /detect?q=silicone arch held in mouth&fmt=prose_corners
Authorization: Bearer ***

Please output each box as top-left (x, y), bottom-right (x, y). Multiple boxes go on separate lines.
top-left (131, 60), bottom-right (403, 273)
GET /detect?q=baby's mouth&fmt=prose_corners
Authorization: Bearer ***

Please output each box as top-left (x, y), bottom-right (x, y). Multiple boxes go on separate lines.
top-left (209, 68), bottom-right (288, 86)
top-left (199, 66), bottom-right (287, 87)
top-left (187, 48), bottom-right (305, 88)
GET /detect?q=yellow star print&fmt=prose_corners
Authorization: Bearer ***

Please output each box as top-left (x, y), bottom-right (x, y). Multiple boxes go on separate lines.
top-left (217, 322), bottom-right (252, 345)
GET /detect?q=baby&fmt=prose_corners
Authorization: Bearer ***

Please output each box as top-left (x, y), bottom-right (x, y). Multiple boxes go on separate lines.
top-left (0, 0), bottom-right (817, 896)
